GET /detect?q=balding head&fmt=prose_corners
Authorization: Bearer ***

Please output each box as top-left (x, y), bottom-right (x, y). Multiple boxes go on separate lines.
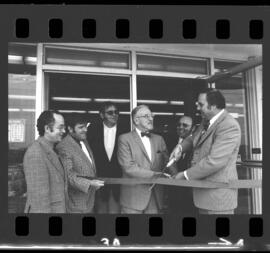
top-left (176, 115), bottom-right (193, 138)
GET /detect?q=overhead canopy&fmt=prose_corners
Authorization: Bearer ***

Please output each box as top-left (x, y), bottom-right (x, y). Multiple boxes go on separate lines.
top-left (203, 56), bottom-right (262, 83)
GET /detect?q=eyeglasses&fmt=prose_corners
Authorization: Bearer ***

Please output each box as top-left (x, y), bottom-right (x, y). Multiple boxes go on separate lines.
top-left (136, 114), bottom-right (155, 120)
top-left (177, 123), bottom-right (191, 128)
top-left (105, 110), bottom-right (119, 116)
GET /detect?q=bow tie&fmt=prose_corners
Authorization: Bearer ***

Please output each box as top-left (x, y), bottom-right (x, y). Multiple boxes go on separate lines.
top-left (141, 131), bottom-right (151, 138)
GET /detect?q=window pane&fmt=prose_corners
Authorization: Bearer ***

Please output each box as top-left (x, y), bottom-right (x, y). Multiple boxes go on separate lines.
top-left (137, 76), bottom-right (207, 152)
top-left (45, 46), bottom-right (130, 69)
top-left (8, 44), bottom-right (37, 213)
top-left (215, 75), bottom-right (250, 214)
top-left (137, 54), bottom-right (208, 74)
top-left (49, 73), bottom-right (131, 131)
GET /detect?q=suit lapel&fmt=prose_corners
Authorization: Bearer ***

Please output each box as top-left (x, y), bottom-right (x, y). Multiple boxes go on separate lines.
top-left (38, 137), bottom-right (65, 178)
top-left (150, 135), bottom-right (156, 165)
top-left (67, 135), bottom-right (95, 172)
top-left (100, 123), bottom-right (111, 162)
top-left (197, 110), bottom-right (227, 146)
top-left (82, 140), bottom-right (96, 173)
top-left (132, 130), bottom-right (151, 163)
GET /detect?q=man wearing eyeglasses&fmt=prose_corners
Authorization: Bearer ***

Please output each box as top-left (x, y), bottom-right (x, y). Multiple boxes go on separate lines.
top-left (87, 102), bottom-right (128, 213)
top-left (166, 115), bottom-right (196, 214)
top-left (117, 105), bottom-right (176, 214)
top-left (170, 89), bottom-right (241, 214)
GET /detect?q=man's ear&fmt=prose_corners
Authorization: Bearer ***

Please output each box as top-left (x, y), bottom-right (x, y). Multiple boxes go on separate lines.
top-left (211, 105), bottom-right (217, 111)
top-left (44, 125), bottom-right (51, 133)
top-left (134, 117), bottom-right (138, 125)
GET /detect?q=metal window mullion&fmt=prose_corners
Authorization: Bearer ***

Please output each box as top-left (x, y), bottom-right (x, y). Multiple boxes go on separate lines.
top-left (136, 70), bottom-right (201, 79)
top-left (244, 64), bottom-right (262, 214)
top-left (130, 50), bottom-right (137, 130)
top-left (209, 57), bottom-right (215, 88)
top-left (44, 43), bottom-right (130, 55)
top-left (42, 64), bottom-right (132, 75)
top-left (35, 43), bottom-right (44, 139)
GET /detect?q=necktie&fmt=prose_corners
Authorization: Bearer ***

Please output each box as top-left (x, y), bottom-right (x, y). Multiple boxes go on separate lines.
top-left (203, 120), bottom-right (210, 131)
top-left (141, 131), bottom-right (151, 138)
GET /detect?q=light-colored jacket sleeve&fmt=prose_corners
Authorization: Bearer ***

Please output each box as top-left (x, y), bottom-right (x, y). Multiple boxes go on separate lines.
top-left (57, 147), bottom-right (92, 194)
top-left (117, 135), bottom-right (155, 178)
top-left (186, 122), bottom-right (240, 180)
top-left (23, 149), bottom-right (51, 213)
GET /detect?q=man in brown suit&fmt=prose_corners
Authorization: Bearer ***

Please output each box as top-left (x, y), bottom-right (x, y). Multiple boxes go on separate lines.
top-left (23, 110), bottom-right (66, 213)
top-left (117, 105), bottom-right (175, 214)
top-left (56, 114), bottom-right (104, 213)
top-left (170, 88), bottom-right (241, 214)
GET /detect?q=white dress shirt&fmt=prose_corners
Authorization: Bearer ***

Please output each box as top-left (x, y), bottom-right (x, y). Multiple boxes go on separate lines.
top-left (104, 123), bottom-right (117, 161)
top-left (80, 141), bottom-right (93, 164)
top-left (136, 128), bottom-right (152, 161)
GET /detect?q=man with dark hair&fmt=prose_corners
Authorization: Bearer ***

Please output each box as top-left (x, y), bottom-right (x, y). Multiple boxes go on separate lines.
top-left (23, 110), bottom-right (66, 213)
top-left (166, 115), bottom-right (195, 214)
top-left (87, 102), bottom-right (127, 213)
top-left (56, 113), bottom-right (104, 213)
top-left (117, 105), bottom-right (176, 214)
top-left (170, 88), bottom-right (241, 214)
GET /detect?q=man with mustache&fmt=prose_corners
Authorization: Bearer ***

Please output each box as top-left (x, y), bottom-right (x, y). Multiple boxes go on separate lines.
top-left (170, 88), bottom-right (241, 214)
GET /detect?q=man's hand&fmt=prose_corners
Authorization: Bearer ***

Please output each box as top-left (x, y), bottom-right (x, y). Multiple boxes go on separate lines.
top-left (89, 180), bottom-right (104, 190)
top-left (153, 172), bottom-right (171, 179)
top-left (169, 144), bottom-right (182, 162)
top-left (174, 171), bottom-right (185, 180)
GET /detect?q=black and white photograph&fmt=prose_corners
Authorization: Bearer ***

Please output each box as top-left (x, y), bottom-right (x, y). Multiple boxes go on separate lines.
top-left (8, 43), bottom-right (262, 216)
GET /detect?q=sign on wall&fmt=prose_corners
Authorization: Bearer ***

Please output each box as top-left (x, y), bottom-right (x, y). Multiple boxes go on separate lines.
top-left (8, 119), bottom-right (25, 143)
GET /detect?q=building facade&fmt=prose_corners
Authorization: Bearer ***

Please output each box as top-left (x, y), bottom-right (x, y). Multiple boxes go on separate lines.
top-left (8, 43), bottom-right (262, 214)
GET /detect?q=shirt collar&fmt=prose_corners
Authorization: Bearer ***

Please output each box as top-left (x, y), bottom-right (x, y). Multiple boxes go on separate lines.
top-left (135, 127), bottom-right (144, 138)
top-left (209, 109), bottom-right (225, 127)
top-left (103, 123), bottom-right (117, 131)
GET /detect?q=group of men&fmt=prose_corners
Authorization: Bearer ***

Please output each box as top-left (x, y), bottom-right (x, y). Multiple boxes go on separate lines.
top-left (23, 88), bottom-right (241, 214)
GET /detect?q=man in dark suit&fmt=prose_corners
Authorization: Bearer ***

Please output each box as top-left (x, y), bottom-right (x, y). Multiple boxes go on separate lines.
top-left (117, 105), bottom-right (176, 214)
top-left (170, 88), bottom-right (241, 214)
top-left (166, 115), bottom-right (195, 214)
top-left (23, 110), bottom-right (67, 213)
top-left (56, 114), bottom-right (104, 213)
top-left (87, 102), bottom-right (127, 213)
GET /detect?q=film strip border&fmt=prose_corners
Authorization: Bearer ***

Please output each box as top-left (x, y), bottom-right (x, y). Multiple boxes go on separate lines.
top-left (15, 18), bottom-right (263, 39)
top-left (15, 216), bottom-right (263, 238)
top-left (1, 4), bottom-right (268, 249)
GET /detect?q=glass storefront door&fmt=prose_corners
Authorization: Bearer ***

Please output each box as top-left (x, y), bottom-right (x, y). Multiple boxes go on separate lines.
top-left (48, 73), bottom-right (131, 131)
